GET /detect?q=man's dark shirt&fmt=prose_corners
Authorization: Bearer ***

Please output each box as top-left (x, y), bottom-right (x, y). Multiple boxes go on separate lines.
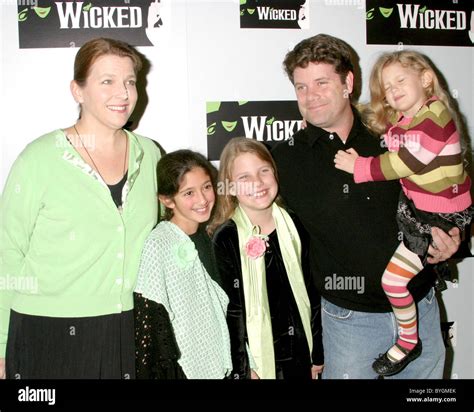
top-left (272, 110), bottom-right (435, 312)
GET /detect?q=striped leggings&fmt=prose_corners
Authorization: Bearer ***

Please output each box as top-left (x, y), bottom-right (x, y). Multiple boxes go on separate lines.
top-left (381, 242), bottom-right (424, 361)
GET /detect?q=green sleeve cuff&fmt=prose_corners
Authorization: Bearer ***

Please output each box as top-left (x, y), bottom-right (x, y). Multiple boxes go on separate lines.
top-left (0, 343), bottom-right (6, 359)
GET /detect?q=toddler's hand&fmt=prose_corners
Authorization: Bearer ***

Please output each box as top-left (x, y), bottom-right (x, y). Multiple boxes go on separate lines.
top-left (334, 148), bottom-right (359, 174)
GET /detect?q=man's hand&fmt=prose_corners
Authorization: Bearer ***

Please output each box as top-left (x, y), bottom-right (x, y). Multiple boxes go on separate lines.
top-left (427, 227), bottom-right (461, 264)
top-left (311, 364), bottom-right (324, 379)
top-left (334, 148), bottom-right (359, 174)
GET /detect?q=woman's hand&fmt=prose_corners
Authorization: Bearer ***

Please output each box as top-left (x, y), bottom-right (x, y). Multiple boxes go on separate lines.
top-left (0, 358), bottom-right (5, 379)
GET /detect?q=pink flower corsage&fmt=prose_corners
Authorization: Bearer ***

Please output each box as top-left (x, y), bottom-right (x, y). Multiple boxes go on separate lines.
top-left (245, 235), bottom-right (269, 259)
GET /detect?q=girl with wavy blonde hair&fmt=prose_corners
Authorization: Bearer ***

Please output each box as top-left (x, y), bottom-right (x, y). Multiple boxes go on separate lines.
top-left (365, 51), bottom-right (455, 135)
top-left (335, 50), bottom-right (472, 377)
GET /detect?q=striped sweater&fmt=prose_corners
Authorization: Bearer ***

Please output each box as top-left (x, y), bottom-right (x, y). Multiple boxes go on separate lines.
top-left (354, 97), bottom-right (471, 213)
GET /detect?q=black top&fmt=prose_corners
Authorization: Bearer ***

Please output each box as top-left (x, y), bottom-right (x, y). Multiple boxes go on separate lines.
top-left (65, 134), bottom-right (127, 209)
top-left (212, 214), bottom-right (324, 379)
top-left (134, 225), bottom-right (218, 379)
top-left (272, 109), bottom-right (436, 313)
top-left (265, 228), bottom-right (312, 363)
top-left (107, 172), bottom-right (127, 208)
top-left (190, 225), bottom-right (221, 284)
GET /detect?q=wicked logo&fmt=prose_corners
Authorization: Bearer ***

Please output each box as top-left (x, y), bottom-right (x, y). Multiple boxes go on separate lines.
top-left (17, 0), bottom-right (170, 48)
top-left (206, 100), bottom-right (302, 161)
top-left (366, 0), bottom-right (474, 47)
top-left (240, 0), bottom-right (309, 29)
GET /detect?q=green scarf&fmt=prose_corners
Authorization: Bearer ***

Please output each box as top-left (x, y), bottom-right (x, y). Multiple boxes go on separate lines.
top-left (231, 204), bottom-right (312, 378)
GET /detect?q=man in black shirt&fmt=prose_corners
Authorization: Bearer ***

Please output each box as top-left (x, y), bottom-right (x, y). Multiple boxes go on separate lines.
top-left (272, 34), bottom-right (460, 379)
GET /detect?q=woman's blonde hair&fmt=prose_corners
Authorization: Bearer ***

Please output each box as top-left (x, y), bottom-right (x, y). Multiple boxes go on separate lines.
top-left (208, 137), bottom-right (281, 234)
top-left (366, 50), bottom-right (455, 134)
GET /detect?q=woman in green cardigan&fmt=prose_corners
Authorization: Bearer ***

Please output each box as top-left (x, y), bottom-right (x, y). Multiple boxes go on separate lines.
top-left (0, 38), bottom-right (160, 379)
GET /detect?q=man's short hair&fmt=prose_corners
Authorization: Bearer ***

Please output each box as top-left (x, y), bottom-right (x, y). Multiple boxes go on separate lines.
top-left (283, 34), bottom-right (354, 84)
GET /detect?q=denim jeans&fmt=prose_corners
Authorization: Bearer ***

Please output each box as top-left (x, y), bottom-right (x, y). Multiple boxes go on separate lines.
top-left (321, 288), bottom-right (445, 379)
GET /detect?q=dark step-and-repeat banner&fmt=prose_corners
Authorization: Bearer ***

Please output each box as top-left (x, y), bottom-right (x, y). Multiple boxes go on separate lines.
top-left (5, 1), bottom-right (474, 406)
top-left (16, 0), bottom-right (473, 162)
top-left (366, 0), bottom-right (474, 46)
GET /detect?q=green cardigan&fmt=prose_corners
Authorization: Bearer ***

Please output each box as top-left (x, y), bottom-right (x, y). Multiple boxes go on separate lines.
top-left (0, 129), bottom-right (160, 357)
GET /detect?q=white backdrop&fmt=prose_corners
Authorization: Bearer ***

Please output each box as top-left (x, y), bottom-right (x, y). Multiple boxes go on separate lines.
top-left (1, 0), bottom-right (473, 378)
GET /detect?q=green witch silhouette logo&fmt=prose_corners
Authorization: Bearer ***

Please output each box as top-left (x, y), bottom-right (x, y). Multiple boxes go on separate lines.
top-left (18, 2), bottom-right (93, 22)
top-left (207, 101), bottom-right (249, 136)
top-left (239, 0), bottom-right (255, 17)
top-left (366, 7), bottom-right (395, 20)
top-left (366, 5), bottom-right (427, 20)
top-left (19, 6), bottom-right (52, 21)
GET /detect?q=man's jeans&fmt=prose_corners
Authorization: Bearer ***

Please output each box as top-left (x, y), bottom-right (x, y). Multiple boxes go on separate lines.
top-left (321, 288), bottom-right (446, 379)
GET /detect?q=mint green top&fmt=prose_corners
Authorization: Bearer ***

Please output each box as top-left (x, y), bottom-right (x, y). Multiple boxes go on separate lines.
top-left (0, 129), bottom-right (160, 357)
top-left (135, 221), bottom-right (232, 379)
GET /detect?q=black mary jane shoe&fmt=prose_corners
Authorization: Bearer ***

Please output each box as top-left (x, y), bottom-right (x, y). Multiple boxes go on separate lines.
top-left (372, 340), bottom-right (423, 377)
